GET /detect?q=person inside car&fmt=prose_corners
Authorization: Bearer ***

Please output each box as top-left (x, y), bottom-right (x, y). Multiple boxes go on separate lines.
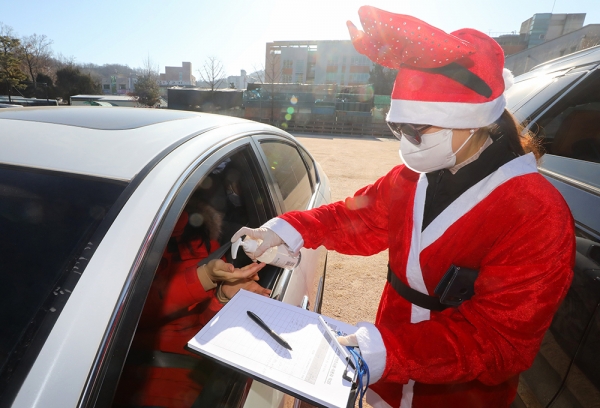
top-left (231, 7), bottom-right (575, 408)
top-left (113, 196), bottom-right (269, 408)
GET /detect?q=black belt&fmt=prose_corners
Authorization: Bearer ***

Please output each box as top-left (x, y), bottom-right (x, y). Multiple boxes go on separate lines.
top-left (387, 266), bottom-right (448, 311)
top-left (387, 265), bottom-right (479, 311)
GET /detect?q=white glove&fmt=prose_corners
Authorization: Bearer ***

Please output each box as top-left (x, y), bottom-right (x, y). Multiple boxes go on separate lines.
top-left (337, 334), bottom-right (359, 347)
top-left (231, 226), bottom-right (284, 259)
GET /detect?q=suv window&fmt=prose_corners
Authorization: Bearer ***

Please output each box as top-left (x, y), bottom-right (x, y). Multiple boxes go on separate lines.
top-left (507, 70), bottom-right (585, 123)
top-left (0, 166), bottom-right (125, 394)
top-left (260, 141), bottom-right (313, 212)
top-left (533, 71), bottom-right (600, 163)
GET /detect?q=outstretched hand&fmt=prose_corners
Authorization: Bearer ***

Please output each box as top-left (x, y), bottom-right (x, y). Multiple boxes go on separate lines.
top-left (231, 227), bottom-right (284, 259)
top-left (206, 259), bottom-right (266, 283)
top-left (221, 279), bottom-right (271, 300)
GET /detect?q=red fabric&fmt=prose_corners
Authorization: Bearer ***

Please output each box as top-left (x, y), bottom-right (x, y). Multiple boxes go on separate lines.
top-left (280, 164), bottom-right (575, 408)
top-left (347, 6), bottom-right (506, 104)
top-left (114, 237), bottom-right (223, 407)
top-left (347, 7), bottom-right (474, 70)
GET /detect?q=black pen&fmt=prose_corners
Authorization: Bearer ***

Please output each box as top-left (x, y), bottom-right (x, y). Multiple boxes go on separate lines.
top-left (247, 310), bottom-right (293, 350)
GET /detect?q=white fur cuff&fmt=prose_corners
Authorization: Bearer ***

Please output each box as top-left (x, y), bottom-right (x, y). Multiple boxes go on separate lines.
top-left (262, 217), bottom-right (304, 254)
top-left (356, 322), bottom-right (387, 383)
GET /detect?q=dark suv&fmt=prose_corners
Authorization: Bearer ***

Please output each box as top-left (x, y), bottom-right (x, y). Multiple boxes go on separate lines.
top-left (505, 46), bottom-right (600, 408)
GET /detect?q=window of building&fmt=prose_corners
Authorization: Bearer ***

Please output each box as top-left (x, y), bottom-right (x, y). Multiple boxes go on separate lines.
top-left (282, 75), bottom-right (292, 83)
top-left (103, 84), bottom-right (110, 90)
top-left (119, 84), bottom-right (126, 90)
top-left (283, 60), bottom-right (293, 69)
top-left (325, 72), bottom-right (338, 83)
top-left (295, 73), bottom-right (304, 83)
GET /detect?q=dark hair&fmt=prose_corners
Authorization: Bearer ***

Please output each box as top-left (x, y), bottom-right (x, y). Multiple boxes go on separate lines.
top-left (180, 198), bottom-right (223, 256)
top-left (484, 109), bottom-right (544, 161)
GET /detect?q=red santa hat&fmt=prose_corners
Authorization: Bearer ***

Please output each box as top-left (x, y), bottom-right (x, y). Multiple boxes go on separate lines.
top-left (347, 6), bottom-right (514, 129)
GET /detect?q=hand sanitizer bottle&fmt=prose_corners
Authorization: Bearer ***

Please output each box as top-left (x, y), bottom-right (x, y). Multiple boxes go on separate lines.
top-left (231, 237), bottom-right (300, 269)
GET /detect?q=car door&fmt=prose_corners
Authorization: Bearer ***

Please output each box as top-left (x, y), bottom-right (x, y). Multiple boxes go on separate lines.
top-left (511, 64), bottom-right (600, 407)
top-left (79, 134), bottom-right (296, 408)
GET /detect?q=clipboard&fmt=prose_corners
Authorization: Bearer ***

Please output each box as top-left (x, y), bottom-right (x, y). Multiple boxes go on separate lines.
top-left (187, 290), bottom-right (359, 408)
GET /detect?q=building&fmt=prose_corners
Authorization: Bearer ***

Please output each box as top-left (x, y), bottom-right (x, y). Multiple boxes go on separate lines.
top-left (265, 40), bottom-right (373, 86)
top-left (101, 75), bottom-right (137, 95)
top-left (494, 13), bottom-right (587, 57)
top-left (227, 70), bottom-right (248, 90)
top-left (520, 13), bottom-right (586, 48)
top-left (505, 24), bottom-right (600, 75)
top-left (159, 62), bottom-right (195, 86)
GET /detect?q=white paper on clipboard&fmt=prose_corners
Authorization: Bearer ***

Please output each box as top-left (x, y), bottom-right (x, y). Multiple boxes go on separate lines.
top-left (187, 290), bottom-right (358, 408)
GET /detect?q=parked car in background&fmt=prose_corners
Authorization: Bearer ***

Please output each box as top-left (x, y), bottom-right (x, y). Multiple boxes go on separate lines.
top-left (506, 45), bottom-right (600, 408)
top-left (0, 107), bottom-right (331, 408)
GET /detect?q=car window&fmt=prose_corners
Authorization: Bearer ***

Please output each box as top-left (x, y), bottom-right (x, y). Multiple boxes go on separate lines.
top-left (109, 146), bottom-right (279, 408)
top-left (260, 141), bottom-right (313, 212)
top-left (0, 166), bottom-right (125, 395)
top-left (507, 70), bottom-right (585, 123)
top-left (532, 71), bottom-right (600, 163)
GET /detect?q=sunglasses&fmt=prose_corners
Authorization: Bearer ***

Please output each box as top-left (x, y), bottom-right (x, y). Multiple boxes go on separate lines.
top-left (387, 122), bottom-right (433, 145)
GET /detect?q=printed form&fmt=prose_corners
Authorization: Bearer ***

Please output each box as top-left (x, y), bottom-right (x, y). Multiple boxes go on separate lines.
top-left (188, 290), bottom-right (358, 408)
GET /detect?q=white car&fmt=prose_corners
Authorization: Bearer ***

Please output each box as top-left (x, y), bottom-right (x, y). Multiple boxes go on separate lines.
top-left (0, 107), bottom-right (331, 408)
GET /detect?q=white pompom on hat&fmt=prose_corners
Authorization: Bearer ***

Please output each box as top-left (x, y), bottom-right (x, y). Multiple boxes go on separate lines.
top-left (347, 6), bottom-right (513, 128)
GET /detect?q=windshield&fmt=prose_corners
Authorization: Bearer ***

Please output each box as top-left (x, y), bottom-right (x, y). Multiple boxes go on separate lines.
top-left (0, 166), bottom-right (126, 390)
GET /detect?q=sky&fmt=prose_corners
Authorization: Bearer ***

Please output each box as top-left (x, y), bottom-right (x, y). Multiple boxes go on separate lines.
top-left (1, 0), bottom-right (599, 77)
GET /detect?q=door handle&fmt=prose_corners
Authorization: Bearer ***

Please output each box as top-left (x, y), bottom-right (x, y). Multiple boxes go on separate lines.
top-left (300, 295), bottom-right (309, 310)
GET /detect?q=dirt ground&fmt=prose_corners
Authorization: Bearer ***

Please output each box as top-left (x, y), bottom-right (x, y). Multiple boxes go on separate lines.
top-left (294, 133), bottom-right (400, 325)
top-left (292, 134), bottom-right (401, 408)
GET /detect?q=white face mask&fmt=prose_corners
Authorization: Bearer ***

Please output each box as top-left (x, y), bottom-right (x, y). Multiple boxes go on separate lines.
top-left (399, 128), bottom-right (475, 173)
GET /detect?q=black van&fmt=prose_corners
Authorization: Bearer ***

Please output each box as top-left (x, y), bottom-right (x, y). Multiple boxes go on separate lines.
top-left (506, 45), bottom-right (600, 408)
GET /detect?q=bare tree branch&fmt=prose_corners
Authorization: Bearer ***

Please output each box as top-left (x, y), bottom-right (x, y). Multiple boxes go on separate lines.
top-left (141, 54), bottom-right (159, 77)
top-left (21, 33), bottom-right (53, 90)
top-left (197, 56), bottom-right (225, 91)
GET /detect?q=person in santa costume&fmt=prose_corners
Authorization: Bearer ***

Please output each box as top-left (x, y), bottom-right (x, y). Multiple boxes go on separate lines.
top-left (232, 6), bottom-right (575, 408)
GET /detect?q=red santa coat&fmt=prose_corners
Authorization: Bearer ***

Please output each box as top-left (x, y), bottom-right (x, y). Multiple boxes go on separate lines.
top-left (279, 154), bottom-right (575, 408)
top-left (114, 238), bottom-right (222, 408)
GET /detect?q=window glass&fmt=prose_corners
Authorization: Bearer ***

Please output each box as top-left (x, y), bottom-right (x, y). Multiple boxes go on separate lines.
top-left (0, 166), bottom-right (125, 389)
top-left (260, 142), bottom-right (312, 212)
top-left (506, 70), bottom-right (564, 118)
top-left (533, 72), bottom-right (600, 163)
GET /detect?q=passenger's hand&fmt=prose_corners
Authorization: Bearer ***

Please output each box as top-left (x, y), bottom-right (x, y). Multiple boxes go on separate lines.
top-left (221, 279), bottom-right (271, 300)
top-left (206, 259), bottom-right (266, 283)
top-left (231, 227), bottom-right (284, 259)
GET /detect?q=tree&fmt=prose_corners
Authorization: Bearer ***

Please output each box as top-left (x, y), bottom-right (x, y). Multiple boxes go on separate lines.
top-left (197, 57), bottom-right (225, 91)
top-left (20, 33), bottom-right (53, 94)
top-left (130, 55), bottom-right (161, 107)
top-left (369, 64), bottom-right (397, 95)
top-left (55, 65), bottom-right (101, 104)
top-left (132, 75), bottom-right (160, 107)
top-left (0, 35), bottom-right (27, 102)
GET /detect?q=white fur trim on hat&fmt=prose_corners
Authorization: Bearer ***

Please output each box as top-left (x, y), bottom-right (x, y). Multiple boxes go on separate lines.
top-left (503, 68), bottom-right (514, 91)
top-left (386, 94), bottom-right (506, 128)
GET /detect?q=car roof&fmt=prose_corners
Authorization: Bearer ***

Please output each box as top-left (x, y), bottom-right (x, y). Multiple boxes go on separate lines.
top-left (0, 107), bottom-right (258, 181)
